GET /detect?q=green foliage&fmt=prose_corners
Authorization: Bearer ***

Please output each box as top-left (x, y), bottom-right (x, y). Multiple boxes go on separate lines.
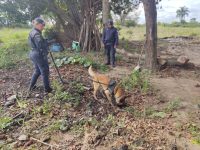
top-left (125, 20), bottom-right (137, 27)
top-left (43, 26), bottom-right (57, 40)
top-left (121, 70), bottom-right (150, 93)
top-left (110, 0), bottom-right (137, 18)
top-left (52, 80), bottom-right (81, 107)
top-left (55, 55), bottom-right (93, 68)
top-left (176, 6), bottom-right (190, 22)
top-left (0, 28), bottom-right (29, 68)
top-left (54, 54), bottom-right (109, 72)
top-left (42, 101), bottom-right (52, 115)
top-left (188, 124), bottom-right (200, 145)
top-left (150, 111), bottom-right (167, 119)
top-left (46, 120), bottom-right (62, 132)
top-left (0, 117), bottom-right (12, 130)
top-left (17, 100), bottom-right (28, 109)
top-left (164, 98), bottom-right (181, 112)
top-left (125, 107), bottom-right (142, 118)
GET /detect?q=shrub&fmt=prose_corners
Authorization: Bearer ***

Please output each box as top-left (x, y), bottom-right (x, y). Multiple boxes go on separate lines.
top-left (43, 26), bottom-right (58, 40)
top-left (125, 20), bottom-right (137, 27)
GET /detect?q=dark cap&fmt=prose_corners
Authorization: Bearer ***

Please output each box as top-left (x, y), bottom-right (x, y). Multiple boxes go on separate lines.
top-left (34, 18), bottom-right (45, 26)
top-left (107, 19), bottom-right (113, 26)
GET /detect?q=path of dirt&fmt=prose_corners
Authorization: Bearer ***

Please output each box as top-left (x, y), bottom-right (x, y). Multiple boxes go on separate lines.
top-left (107, 37), bottom-right (200, 149)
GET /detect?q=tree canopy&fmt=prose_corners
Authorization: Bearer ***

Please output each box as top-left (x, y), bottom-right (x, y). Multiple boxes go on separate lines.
top-left (176, 6), bottom-right (189, 23)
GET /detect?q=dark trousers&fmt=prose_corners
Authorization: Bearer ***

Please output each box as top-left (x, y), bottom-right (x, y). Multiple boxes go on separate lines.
top-left (29, 51), bottom-right (50, 90)
top-left (105, 44), bottom-right (116, 65)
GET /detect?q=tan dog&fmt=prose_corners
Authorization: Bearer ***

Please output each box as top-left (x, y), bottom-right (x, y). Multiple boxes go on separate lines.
top-left (88, 66), bottom-right (126, 106)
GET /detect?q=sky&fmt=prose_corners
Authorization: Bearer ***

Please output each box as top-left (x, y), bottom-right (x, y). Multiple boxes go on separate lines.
top-left (133, 0), bottom-right (200, 23)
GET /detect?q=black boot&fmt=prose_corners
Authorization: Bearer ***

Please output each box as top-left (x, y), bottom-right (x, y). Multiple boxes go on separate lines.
top-left (45, 87), bottom-right (53, 93)
top-left (28, 85), bottom-right (37, 91)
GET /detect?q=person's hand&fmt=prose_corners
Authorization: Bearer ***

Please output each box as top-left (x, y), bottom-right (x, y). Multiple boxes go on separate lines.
top-left (114, 45), bottom-right (117, 49)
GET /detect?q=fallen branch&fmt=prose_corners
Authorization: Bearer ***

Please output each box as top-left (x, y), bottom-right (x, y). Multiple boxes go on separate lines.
top-left (30, 137), bottom-right (59, 149)
top-left (116, 48), bottom-right (145, 59)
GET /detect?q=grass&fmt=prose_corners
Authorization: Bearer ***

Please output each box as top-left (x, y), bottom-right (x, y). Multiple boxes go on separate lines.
top-left (0, 26), bottom-right (199, 69)
top-left (119, 25), bottom-right (200, 41)
top-left (121, 69), bottom-right (151, 93)
top-left (0, 28), bottom-right (30, 68)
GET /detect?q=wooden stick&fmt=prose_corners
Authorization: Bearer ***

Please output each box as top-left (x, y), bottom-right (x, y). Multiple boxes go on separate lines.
top-left (30, 137), bottom-right (59, 149)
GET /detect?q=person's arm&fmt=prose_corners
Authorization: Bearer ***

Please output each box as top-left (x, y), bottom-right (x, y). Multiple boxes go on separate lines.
top-left (102, 28), bottom-right (106, 44)
top-left (114, 29), bottom-right (119, 48)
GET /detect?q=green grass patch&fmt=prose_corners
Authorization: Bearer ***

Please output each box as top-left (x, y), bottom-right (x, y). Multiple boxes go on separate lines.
top-left (121, 70), bottom-right (150, 93)
top-left (119, 25), bottom-right (200, 41)
top-left (0, 117), bottom-right (13, 130)
top-left (164, 98), bottom-right (181, 112)
top-left (0, 28), bottom-right (29, 68)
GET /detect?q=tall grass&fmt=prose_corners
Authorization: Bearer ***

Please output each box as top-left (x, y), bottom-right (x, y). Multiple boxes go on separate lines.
top-left (0, 28), bottom-right (30, 68)
top-left (119, 25), bottom-right (200, 41)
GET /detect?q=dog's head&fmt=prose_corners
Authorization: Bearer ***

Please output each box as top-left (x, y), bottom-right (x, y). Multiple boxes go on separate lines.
top-left (114, 85), bottom-right (129, 106)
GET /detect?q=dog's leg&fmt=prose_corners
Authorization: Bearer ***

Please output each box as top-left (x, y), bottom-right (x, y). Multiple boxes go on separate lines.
top-left (104, 90), bottom-right (116, 108)
top-left (93, 82), bottom-right (100, 100)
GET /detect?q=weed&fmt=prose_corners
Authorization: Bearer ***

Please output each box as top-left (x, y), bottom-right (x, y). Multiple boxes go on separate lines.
top-left (17, 100), bottom-right (28, 109)
top-left (188, 123), bottom-right (200, 145)
top-left (164, 98), bottom-right (181, 112)
top-left (0, 117), bottom-right (12, 130)
top-left (121, 70), bottom-right (150, 93)
top-left (125, 106), bottom-right (167, 119)
top-left (93, 63), bottom-right (109, 73)
top-left (70, 119), bottom-right (86, 135)
top-left (124, 107), bottom-right (142, 118)
top-left (70, 81), bottom-right (85, 94)
top-left (46, 120), bottom-right (62, 132)
top-left (52, 80), bottom-right (81, 107)
top-left (150, 111), bottom-right (167, 118)
top-left (115, 54), bottom-right (123, 61)
top-left (55, 55), bottom-right (93, 68)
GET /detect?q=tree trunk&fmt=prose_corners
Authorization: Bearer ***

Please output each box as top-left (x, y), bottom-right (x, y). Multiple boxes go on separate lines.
top-left (102, 0), bottom-right (110, 24)
top-left (142, 0), bottom-right (157, 70)
top-left (120, 13), bottom-right (127, 26)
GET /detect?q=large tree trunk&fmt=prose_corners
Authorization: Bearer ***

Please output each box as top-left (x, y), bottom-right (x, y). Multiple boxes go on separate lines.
top-left (102, 0), bottom-right (110, 24)
top-left (142, 0), bottom-right (157, 70)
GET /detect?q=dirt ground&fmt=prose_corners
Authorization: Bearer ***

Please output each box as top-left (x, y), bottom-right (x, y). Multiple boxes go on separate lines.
top-left (0, 37), bottom-right (200, 150)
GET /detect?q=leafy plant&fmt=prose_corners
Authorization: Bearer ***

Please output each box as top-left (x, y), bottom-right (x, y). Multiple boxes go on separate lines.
top-left (121, 70), bottom-right (150, 92)
top-left (46, 120), bottom-right (62, 132)
top-left (125, 107), bottom-right (142, 118)
top-left (164, 98), bottom-right (181, 112)
top-left (150, 112), bottom-right (167, 118)
top-left (188, 123), bottom-right (200, 145)
top-left (17, 100), bottom-right (28, 109)
top-left (42, 101), bottom-right (52, 115)
top-left (52, 80), bottom-right (81, 107)
top-left (0, 117), bottom-right (12, 130)
top-left (55, 55), bottom-right (93, 68)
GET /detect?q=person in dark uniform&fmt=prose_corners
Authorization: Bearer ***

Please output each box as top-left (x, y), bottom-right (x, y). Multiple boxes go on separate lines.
top-left (28, 18), bottom-right (52, 93)
top-left (102, 20), bottom-right (119, 68)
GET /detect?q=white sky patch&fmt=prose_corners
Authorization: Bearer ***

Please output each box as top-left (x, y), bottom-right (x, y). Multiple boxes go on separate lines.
top-left (132, 0), bottom-right (200, 24)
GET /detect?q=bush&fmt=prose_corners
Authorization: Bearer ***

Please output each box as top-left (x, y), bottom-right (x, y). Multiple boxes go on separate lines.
top-left (43, 26), bottom-right (58, 40)
top-left (121, 70), bottom-right (150, 93)
top-left (125, 20), bottom-right (137, 27)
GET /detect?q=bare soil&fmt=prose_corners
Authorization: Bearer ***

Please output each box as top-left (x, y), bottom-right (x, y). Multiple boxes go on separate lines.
top-left (0, 37), bottom-right (200, 150)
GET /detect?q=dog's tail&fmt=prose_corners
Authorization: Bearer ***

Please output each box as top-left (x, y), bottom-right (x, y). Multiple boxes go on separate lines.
top-left (88, 66), bottom-right (96, 77)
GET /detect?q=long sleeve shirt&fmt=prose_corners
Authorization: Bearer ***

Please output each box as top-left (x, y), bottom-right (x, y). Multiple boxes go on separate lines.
top-left (102, 27), bottom-right (119, 46)
top-left (28, 28), bottom-right (48, 56)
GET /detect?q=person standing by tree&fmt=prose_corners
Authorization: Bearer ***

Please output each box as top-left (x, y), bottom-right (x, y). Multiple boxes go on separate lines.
top-left (102, 20), bottom-right (119, 68)
top-left (28, 18), bottom-right (52, 93)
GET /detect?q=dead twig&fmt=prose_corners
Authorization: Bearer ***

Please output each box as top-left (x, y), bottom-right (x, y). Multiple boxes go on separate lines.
top-left (30, 137), bottom-right (59, 149)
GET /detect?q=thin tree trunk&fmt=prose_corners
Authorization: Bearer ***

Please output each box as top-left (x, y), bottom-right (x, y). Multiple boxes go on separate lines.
top-left (102, 0), bottom-right (110, 24)
top-left (142, 0), bottom-right (157, 70)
